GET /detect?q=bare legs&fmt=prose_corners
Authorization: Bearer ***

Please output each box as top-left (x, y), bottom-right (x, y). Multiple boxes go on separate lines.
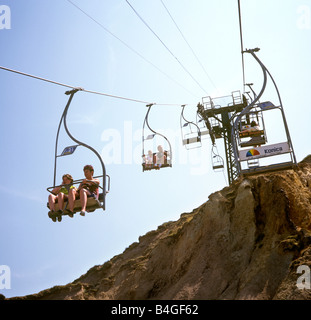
top-left (48, 193), bottom-right (67, 212)
top-left (79, 189), bottom-right (91, 215)
top-left (48, 193), bottom-right (67, 222)
top-left (48, 194), bottom-right (57, 212)
top-left (68, 188), bottom-right (77, 213)
top-left (57, 193), bottom-right (66, 211)
top-left (49, 188), bottom-right (91, 218)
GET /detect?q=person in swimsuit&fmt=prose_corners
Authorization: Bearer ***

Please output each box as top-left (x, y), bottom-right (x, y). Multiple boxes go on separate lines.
top-left (77, 165), bottom-right (100, 216)
top-left (155, 145), bottom-right (166, 167)
top-left (48, 174), bottom-right (76, 221)
top-left (144, 150), bottom-right (154, 168)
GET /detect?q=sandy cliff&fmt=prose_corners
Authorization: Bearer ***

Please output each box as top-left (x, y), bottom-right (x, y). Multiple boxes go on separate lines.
top-left (10, 156), bottom-right (311, 300)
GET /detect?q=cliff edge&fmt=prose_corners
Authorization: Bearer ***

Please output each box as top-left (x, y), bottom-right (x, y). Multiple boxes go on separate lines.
top-left (10, 156), bottom-right (311, 300)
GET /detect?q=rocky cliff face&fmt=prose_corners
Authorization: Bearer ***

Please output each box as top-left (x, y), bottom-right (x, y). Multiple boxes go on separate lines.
top-left (11, 156), bottom-right (311, 300)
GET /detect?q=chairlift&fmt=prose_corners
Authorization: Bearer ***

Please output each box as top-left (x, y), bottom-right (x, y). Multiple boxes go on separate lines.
top-left (47, 175), bottom-right (111, 221)
top-left (47, 89), bottom-right (110, 221)
top-left (237, 108), bottom-right (267, 148)
top-left (142, 104), bottom-right (172, 171)
top-left (232, 48), bottom-right (297, 176)
top-left (180, 105), bottom-right (202, 149)
top-left (211, 145), bottom-right (224, 171)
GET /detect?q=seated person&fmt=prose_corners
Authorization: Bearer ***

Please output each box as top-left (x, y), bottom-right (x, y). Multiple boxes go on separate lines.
top-left (144, 150), bottom-right (154, 167)
top-left (155, 145), bottom-right (166, 167)
top-left (240, 120), bottom-right (265, 147)
top-left (48, 174), bottom-right (76, 221)
top-left (77, 165), bottom-right (100, 217)
top-left (241, 120), bottom-right (260, 133)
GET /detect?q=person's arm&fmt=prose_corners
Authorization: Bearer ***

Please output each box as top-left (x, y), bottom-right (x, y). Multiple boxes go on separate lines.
top-left (77, 180), bottom-right (86, 191)
top-left (51, 185), bottom-right (62, 195)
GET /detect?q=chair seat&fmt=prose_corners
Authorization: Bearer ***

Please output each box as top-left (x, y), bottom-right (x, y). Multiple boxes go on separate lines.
top-left (142, 163), bottom-right (172, 171)
top-left (240, 137), bottom-right (266, 148)
top-left (239, 130), bottom-right (264, 138)
top-left (47, 193), bottom-right (104, 218)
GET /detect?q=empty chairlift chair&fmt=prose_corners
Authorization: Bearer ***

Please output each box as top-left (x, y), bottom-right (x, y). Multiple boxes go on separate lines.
top-left (180, 105), bottom-right (202, 149)
top-left (211, 146), bottom-right (224, 171)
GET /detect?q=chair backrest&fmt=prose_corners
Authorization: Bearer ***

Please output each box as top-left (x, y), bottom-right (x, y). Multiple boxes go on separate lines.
top-left (164, 151), bottom-right (168, 164)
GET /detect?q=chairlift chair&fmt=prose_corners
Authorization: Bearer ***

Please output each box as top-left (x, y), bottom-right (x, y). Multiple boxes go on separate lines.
top-left (238, 109), bottom-right (267, 148)
top-left (180, 105), bottom-right (202, 149)
top-left (211, 146), bottom-right (224, 171)
top-left (47, 175), bottom-right (111, 220)
top-left (231, 48), bottom-right (297, 177)
top-left (47, 89), bottom-right (110, 221)
top-left (142, 104), bottom-right (172, 172)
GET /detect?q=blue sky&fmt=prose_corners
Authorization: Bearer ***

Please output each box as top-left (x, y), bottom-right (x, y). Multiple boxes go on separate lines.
top-left (0, 0), bottom-right (310, 298)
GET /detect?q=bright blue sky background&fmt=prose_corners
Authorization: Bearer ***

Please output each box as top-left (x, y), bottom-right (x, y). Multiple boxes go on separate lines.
top-left (0, 0), bottom-right (310, 298)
